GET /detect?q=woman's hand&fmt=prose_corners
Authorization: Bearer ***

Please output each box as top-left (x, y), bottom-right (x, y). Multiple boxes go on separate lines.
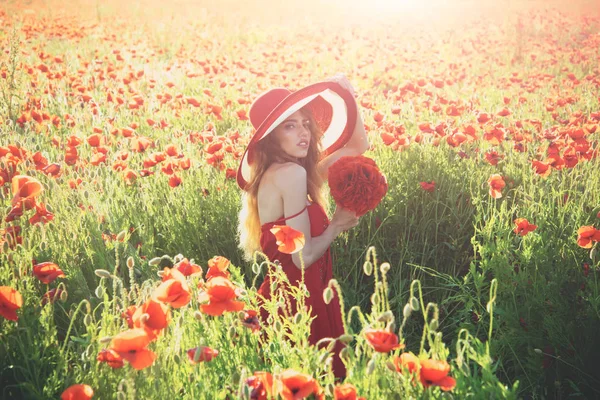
top-left (331, 206), bottom-right (360, 233)
top-left (327, 73), bottom-right (356, 98)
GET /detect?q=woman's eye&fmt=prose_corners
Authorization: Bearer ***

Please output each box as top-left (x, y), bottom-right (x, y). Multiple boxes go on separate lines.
top-left (285, 123), bottom-right (296, 129)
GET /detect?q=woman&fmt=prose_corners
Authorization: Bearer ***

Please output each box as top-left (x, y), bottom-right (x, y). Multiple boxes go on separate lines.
top-left (236, 74), bottom-right (370, 379)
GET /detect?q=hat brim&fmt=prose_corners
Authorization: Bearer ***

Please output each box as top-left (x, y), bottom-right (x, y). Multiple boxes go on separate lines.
top-left (236, 81), bottom-right (357, 191)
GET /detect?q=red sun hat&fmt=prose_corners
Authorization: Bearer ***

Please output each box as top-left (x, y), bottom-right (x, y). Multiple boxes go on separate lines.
top-left (236, 81), bottom-right (357, 191)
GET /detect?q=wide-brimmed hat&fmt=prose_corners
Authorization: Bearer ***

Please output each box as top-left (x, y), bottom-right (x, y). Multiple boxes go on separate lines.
top-left (236, 81), bottom-right (357, 191)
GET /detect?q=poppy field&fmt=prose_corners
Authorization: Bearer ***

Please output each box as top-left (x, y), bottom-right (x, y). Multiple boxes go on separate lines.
top-left (1, 0), bottom-right (600, 398)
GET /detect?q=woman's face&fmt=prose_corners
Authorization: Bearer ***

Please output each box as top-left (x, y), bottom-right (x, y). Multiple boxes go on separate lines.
top-left (271, 110), bottom-right (311, 160)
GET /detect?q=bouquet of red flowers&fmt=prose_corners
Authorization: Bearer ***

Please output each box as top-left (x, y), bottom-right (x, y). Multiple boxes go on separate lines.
top-left (327, 155), bottom-right (388, 217)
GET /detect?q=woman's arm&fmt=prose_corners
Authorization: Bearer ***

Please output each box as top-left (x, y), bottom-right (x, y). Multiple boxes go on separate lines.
top-left (274, 163), bottom-right (356, 269)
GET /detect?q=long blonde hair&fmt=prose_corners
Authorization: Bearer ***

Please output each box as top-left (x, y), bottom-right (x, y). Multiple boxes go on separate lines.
top-left (237, 107), bottom-right (329, 263)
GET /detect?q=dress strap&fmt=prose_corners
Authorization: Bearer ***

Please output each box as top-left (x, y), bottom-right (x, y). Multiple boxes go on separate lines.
top-left (278, 205), bottom-right (308, 222)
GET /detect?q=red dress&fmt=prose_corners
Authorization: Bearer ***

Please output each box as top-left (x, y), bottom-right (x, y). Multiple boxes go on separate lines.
top-left (257, 198), bottom-right (347, 379)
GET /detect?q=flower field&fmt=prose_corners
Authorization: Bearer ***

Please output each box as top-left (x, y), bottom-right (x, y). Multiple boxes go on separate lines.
top-left (1, 0), bottom-right (599, 398)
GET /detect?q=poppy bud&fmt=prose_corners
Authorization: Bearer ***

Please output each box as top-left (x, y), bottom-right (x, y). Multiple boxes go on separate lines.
top-left (340, 347), bottom-right (353, 361)
top-left (366, 358), bottom-right (376, 375)
top-left (371, 293), bottom-right (379, 305)
top-left (410, 297), bottom-right (420, 311)
top-left (99, 336), bottom-right (112, 344)
top-left (386, 321), bottom-right (396, 332)
top-left (95, 285), bottom-right (105, 298)
top-left (326, 340), bottom-right (336, 353)
top-left (591, 246), bottom-right (598, 263)
top-left (377, 310), bottom-right (394, 323)
top-left (363, 261), bottom-right (373, 276)
top-left (486, 301), bottom-right (493, 313)
top-left (2, 241), bottom-right (8, 253)
top-left (385, 360), bottom-right (396, 371)
top-left (293, 312), bottom-right (303, 324)
top-left (274, 320), bottom-right (283, 332)
top-left (338, 334), bottom-right (354, 344)
top-left (83, 190), bottom-right (89, 199)
top-left (228, 325), bottom-right (236, 339)
top-left (380, 262), bottom-right (391, 274)
top-left (116, 230), bottom-right (127, 242)
top-left (126, 257), bottom-right (134, 269)
top-left (60, 289), bottom-right (68, 302)
top-left (238, 289), bottom-right (247, 297)
top-left (403, 303), bottom-right (412, 319)
top-left (95, 269), bottom-right (112, 278)
top-left (270, 282), bottom-right (277, 294)
top-left (173, 354), bottom-right (181, 364)
top-left (534, 348), bottom-right (543, 354)
top-left (429, 319), bottom-right (439, 331)
top-left (237, 311), bottom-right (246, 319)
top-left (194, 311), bottom-right (203, 320)
top-left (323, 287), bottom-right (334, 305)
top-left (40, 241), bottom-right (47, 251)
top-left (149, 257), bottom-right (162, 266)
top-left (84, 314), bottom-right (92, 326)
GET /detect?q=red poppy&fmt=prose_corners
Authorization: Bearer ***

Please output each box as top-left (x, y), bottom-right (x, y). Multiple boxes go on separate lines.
top-left (186, 346), bottom-right (219, 363)
top-left (96, 349), bottom-right (124, 369)
top-left (198, 276), bottom-right (245, 316)
top-left (333, 383), bottom-right (366, 400)
top-left (153, 268), bottom-right (191, 308)
top-left (109, 329), bottom-right (156, 370)
top-left (419, 359), bottom-right (456, 391)
top-left (577, 226), bottom-right (600, 248)
top-left (393, 351), bottom-right (420, 374)
top-left (240, 309), bottom-right (261, 332)
top-left (275, 369), bottom-right (324, 400)
top-left (364, 328), bottom-right (404, 353)
top-left (174, 258), bottom-right (203, 277)
top-left (132, 299), bottom-right (170, 340)
top-left (269, 225), bottom-right (305, 254)
top-left (33, 262), bottom-right (66, 284)
top-left (11, 175), bottom-right (43, 208)
top-left (205, 256), bottom-right (231, 281)
top-left (419, 181), bottom-right (435, 192)
top-left (246, 371), bottom-right (274, 400)
top-left (29, 202), bottom-right (54, 225)
top-left (61, 384), bottom-right (94, 400)
top-left (531, 160), bottom-right (551, 177)
top-left (487, 174), bottom-right (505, 199)
top-left (513, 218), bottom-right (538, 236)
top-left (0, 286), bottom-right (23, 321)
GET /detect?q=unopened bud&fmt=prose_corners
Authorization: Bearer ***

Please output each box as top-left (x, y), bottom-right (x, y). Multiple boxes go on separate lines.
top-left (94, 269), bottom-right (112, 278)
top-left (59, 290), bottom-right (68, 302)
top-left (116, 230), bottom-right (127, 242)
top-left (323, 287), bottom-right (334, 305)
top-left (173, 354), bottom-right (181, 364)
top-left (380, 262), bottom-right (391, 274)
top-left (274, 320), bottom-right (283, 332)
top-left (371, 293), bottom-right (379, 305)
top-left (126, 257), bottom-right (134, 269)
top-left (366, 358), bottom-right (376, 375)
top-left (83, 314), bottom-right (92, 326)
top-left (363, 261), bottom-right (373, 276)
top-left (429, 319), bottom-right (439, 331)
top-left (228, 325), bottom-right (236, 339)
top-left (337, 334), bottom-right (354, 344)
top-left (486, 302), bottom-right (493, 313)
top-left (410, 297), bottom-right (420, 311)
top-left (95, 285), bottom-right (105, 298)
top-left (534, 348), bottom-right (543, 355)
top-left (591, 246), bottom-right (598, 262)
top-left (403, 303), bottom-right (412, 319)
top-left (385, 360), bottom-right (396, 371)
top-left (149, 257), bottom-right (162, 266)
top-left (377, 310), bottom-right (394, 323)
top-left (237, 311), bottom-right (246, 319)
top-left (270, 281), bottom-right (277, 294)
top-left (293, 312), bottom-right (303, 325)
top-left (99, 336), bottom-right (112, 344)
top-left (326, 340), bottom-right (336, 353)
top-left (194, 311), bottom-right (203, 320)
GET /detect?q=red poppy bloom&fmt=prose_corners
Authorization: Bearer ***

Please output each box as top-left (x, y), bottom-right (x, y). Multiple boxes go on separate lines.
top-left (419, 359), bottom-right (456, 391)
top-left (487, 174), bottom-right (505, 199)
top-left (174, 258), bottom-right (203, 277)
top-left (513, 218), bottom-right (538, 236)
top-left (132, 299), bottom-right (170, 340)
top-left (198, 276), bottom-right (245, 316)
top-left (275, 369), bottom-right (324, 400)
top-left (269, 225), bottom-right (305, 255)
top-left (97, 349), bottom-right (124, 369)
top-left (577, 226), bottom-right (600, 248)
top-left (109, 329), bottom-right (156, 370)
top-left (61, 384), bottom-right (94, 400)
top-left (419, 181), bottom-right (435, 192)
top-left (246, 371), bottom-right (274, 400)
top-left (0, 286), bottom-right (23, 321)
top-left (186, 346), bottom-right (219, 364)
top-left (33, 262), bottom-right (66, 284)
top-left (153, 268), bottom-right (191, 308)
top-left (364, 328), bottom-right (404, 353)
top-left (334, 383), bottom-right (366, 400)
top-left (393, 351), bottom-right (420, 374)
top-left (240, 309), bottom-right (261, 332)
top-left (205, 256), bottom-right (231, 280)
top-left (11, 175), bottom-right (43, 208)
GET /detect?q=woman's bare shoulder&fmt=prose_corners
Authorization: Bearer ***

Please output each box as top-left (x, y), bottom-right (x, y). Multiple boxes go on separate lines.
top-left (271, 163), bottom-right (306, 191)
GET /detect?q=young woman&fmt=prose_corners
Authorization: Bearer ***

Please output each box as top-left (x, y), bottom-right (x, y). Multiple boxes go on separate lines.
top-left (236, 74), bottom-right (370, 379)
